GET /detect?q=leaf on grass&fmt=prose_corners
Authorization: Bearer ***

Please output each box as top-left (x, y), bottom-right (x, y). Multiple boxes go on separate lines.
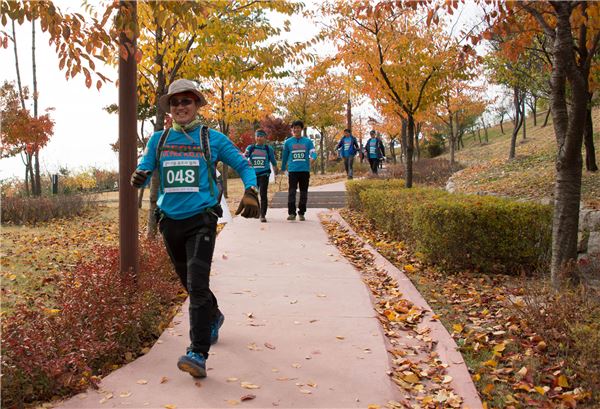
top-left (452, 323), bottom-right (463, 334)
top-left (557, 375), bottom-right (569, 388)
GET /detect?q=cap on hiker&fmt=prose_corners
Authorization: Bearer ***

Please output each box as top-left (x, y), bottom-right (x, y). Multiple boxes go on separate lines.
top-left (370, 130), bottom-right (376, 135)
top-left (159, 79), bottom-right (207, 112)
top-left (255, 129), bottom-right (267, 137)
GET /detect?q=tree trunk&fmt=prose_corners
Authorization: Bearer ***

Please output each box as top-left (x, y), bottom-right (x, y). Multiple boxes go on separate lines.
top-left (118, 0), bottom-right (139, 278)
top-left (532, 95), bottom-right (538, 126)
top-left (549, 3), bottom-right (588, 287)
top-left (346, 95), bottom-right (352, 132)
top-left (522, 96), bottom-right (527, 140)
top-left (500, 113), bottom-right (505, 134)
top-left (509, 87), bottom-right (524, 159)
top-left (32, 19), bottom-right (42, 196)
top-left (12, 20), bottom-right (26, 109)
top-left (319, 128), bottom-right (325, 175)
top-left (390, 140), bottom-right (397, 164)
top-left (542, 108), bottom-right (551, 127)
top-left (147, 28), bottom-right (166, 239)
top-left (449, 113), bottom-right (455, 165)
top-left (405, 115), bottom-right (415, 188)
top-left (584, 96), bottom-right (598, 172)
top-left (401, 119), bottom-right (407, 164)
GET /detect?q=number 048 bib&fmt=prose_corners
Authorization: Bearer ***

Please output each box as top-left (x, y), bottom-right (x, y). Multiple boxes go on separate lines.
top-left (162, 159), bottom-right (200, 193)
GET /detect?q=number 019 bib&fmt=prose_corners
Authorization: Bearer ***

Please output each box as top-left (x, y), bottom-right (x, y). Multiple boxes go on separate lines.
top-left (162, 159), bottom-right (200, 193)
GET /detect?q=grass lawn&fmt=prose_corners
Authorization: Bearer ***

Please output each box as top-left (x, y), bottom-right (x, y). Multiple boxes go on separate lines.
top-left (444, 109), bottom-right (600, 208)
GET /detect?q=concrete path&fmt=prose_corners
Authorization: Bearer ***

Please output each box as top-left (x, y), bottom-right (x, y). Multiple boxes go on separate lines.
top-left (55, 183), bottom-right (400, 409)
top-left (55, 181), bottom-right (481, 409)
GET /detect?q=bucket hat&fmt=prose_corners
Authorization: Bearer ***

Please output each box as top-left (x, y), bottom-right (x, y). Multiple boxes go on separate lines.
top-left (158, 79), bottom-right (207, 112)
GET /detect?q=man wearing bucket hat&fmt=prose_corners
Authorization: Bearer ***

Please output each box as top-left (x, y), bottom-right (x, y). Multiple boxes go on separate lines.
top-left (244, 128), bottom-right (279, 223)
top-left (131, 78), bottom-right (259, 379)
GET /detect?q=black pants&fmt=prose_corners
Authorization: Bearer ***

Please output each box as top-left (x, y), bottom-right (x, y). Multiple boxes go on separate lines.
top-left (368, 158), bottom-right (379, 174)
top-left (159, 211), bottom-right (219, 359)
top-left (288, 171), bottom-right (310, 216)
top-left (257, 174), bottom-right (269, 217)
top-left (343, 156), bottom-right (355, 178)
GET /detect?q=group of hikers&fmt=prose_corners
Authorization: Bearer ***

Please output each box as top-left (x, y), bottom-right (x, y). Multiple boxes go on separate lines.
top-left (129, 78), bottom-right (385, 380)
top-left (335, 128), bottom-right (386, 179)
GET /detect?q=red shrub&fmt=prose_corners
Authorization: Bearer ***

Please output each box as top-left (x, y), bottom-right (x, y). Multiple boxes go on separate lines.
top-left (1, 238), bottom-right (180, 407)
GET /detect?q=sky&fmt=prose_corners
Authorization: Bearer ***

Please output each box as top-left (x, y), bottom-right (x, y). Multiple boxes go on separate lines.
top-left (0, 1), bottom-right (328, 181)
top-left (0, 1), bottom-right (482, 181)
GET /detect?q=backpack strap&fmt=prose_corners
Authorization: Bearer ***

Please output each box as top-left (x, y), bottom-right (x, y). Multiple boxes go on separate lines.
top-left (155, 128), bottom-right (171, 168)
top-left (247, 144), bottom-right (256, 159)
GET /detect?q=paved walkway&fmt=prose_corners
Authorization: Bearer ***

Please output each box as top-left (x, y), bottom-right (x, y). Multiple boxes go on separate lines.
top-left (55, 181), bottom-right (481, 409)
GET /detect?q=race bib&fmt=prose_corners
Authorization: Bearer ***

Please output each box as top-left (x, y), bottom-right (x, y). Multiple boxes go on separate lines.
top-left (292, 144), bottom-right (306, 162)
top-left (251, 150), bottom-right (267, 168)
top-left (369, 146), bottom-right (376, 154)
top-left (162, 159), bottom-right (200, 193)
top-left (344, 142), bottom-right (351, 152)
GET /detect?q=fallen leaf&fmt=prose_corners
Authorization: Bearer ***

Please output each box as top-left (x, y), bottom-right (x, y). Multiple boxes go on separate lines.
top-left (264, 342), bottom-right (276, 350)
top-left (241, 382), bottom-right (260, 389)
top-left (368, 405), bottom-right (380, 409)
top-left (226, 399), bottom-right (239, 405)
top-left (222, 254), bottom-right (228, 260)
top-left (99, 393), bottom-right (114, 404)
top-left (557, 374), bottom-right (569, 388)
top-left (292, 363), bottom-right (301, 368)
top-left (160, 376), bottom-right (168, 384)
top-left (336, 335), bottom-right (345, 340)
top-left (240, 394), bottom-right (256, 401)
top-left (195, 381), bottom-right (202, 388)
top-left (227, 377), bottom-right (239, 382)
top-left (136, 379), bottom-right (148, 385)
top-left (290, 299), bottom-right (298, 304)
top-left (442, 375), bottom-right (453, 384)
top-left (299, 389), bottom-right (312, 394)
top-left (119, 392), bottom-right (132, 398)
top-left (164, 405), bottom-right (176, 409)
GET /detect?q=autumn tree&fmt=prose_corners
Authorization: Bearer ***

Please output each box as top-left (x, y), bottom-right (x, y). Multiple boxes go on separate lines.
top-left (325, 1), bottom-right (469, 187)
top-left (472, 1), bottom-right (600, 285)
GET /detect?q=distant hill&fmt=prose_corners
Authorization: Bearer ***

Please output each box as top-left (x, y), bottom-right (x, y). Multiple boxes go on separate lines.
top-left (443, 108), bottom-right (600, 209)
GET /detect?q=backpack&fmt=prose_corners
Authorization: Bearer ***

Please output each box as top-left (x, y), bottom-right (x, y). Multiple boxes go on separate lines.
top-left (155, 125), bottom-right (223, 202)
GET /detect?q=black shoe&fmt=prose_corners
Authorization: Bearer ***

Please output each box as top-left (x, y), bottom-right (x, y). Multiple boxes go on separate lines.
top-left (287, 214), bottom-right (296, 221)
top-left (298, 214), bottom-right (305, 221)
top-left (260, 216), bottom-right (267, 223)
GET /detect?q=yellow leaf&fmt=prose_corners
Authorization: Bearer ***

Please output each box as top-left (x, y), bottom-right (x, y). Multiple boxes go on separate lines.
top-left (164, 405), bottom-right (176, 409)
top-left (401, 372), bottom-right (420, 384)
top-left (452, 323), bottom-right (463, 334)
top-left (483, 359), bottom-right (497, 367)
top-left (240, 382), bottom-right (260, 389)
top-left (557, 375), bottom-right (569, 388)
top-left (403, 264), bottom-right (416, 273)
top-left (367, 405), bottom-right (380, 409)
top-left (534, 386), bottom-right (547, 395)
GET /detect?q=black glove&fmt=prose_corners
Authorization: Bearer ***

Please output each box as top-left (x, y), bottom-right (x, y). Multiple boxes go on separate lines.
top-left (235, 187), bottom-right (260, 218)
top-left (131, 170), bottom-right (151, 188)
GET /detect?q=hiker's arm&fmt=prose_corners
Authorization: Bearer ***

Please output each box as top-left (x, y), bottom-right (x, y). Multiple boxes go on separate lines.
top-left (133, 131), bottom-right (160, 188)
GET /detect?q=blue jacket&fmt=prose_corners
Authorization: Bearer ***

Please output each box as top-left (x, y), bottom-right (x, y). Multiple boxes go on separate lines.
top-left (281, 136), bottom-right (317, 172)
top-left (365, 137), bottom-right (385, 159)
top-left (244, 144), bottom-right (277, 176)
top-left (136, 125), bottom-right (256, 220)
top-left (336, 135), bottom-right (359, 157)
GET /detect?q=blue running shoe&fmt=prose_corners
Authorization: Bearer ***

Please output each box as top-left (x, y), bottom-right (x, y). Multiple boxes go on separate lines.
top-left (177, 351), bottom-right (206, 378)
top-left (210, 312), bottom-right (225, 345)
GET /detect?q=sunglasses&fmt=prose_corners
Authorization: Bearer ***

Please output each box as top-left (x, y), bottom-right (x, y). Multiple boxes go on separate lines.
top-left (170, 98), bottom-right (195, 107)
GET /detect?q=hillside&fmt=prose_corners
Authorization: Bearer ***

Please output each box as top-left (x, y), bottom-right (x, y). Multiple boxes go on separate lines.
top-left (444, 109), bottom-right (600, 209)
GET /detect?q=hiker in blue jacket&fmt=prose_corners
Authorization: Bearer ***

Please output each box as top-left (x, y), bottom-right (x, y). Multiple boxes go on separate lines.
top-left (365, 130), bottom-right (386, 174)
top-left (130, 79), bottom-right (259, 379)
top-left (336, 129), bottom-right (360, 179)
top-left (281, 120), bottom-right (317, 221)
top-left (244, 128), bottom-right (279, 223)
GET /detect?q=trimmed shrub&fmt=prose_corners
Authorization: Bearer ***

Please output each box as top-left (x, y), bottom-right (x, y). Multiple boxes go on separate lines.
top-left (385, 158), bottom-right (463, 187)
top-left (350, 179), bottom-right (552, 274)
top-left (346, 178), bottom-right (406, 209)
top-left (413, 195), bottom-right (552, 273)
top-left (1, 194), bottom-right (97, 225)
top-left (1, 238), bottom-right (180, 407)
top-left (359, 187), bottom-right (448, 246)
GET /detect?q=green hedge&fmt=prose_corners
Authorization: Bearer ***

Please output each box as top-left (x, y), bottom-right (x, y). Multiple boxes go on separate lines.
top-left (346, 179), bottom-right (406, 210)
top-left (349, 180), bottom-right (552, 274)
top-left (413, 196), bottom-right (552, 273)
top-left (359, 187), bottom-right (447, 246)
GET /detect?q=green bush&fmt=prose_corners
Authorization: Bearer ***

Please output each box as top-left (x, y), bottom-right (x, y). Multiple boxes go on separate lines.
top-left (413, 195), bottom-right (552, 273)
top-left (350, 179), bottom-right (552, 274)
top-left (1, 195), bottom-right (97, 225)
top-left (359, 187), bottom-right (447, 245)
top-left (346, 178), bottom-right (406, 209)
